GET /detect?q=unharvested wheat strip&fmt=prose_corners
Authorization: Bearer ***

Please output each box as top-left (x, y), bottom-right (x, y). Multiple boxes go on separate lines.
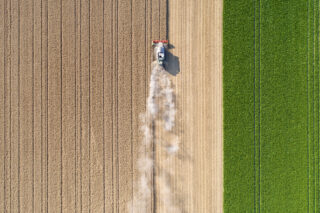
top-left (89, 0), bottom-right (105, 211)
top-left (40, 0), bottom-right (48, 210)
top-left (75, 0), bottom-right (82, 211)
top-left (33, 0), bottom-right (43, 211)
top-left (19, 0), bottom-right (34, 211)
top-left (159, 0), bottom-right (167, 40)
top-left (152, 0), bottom-right (160, 40)
top-left (47, 0), bottom-right (62, 210)
top-left (0, 0), bottom-right (5, 211)
top-left (3, 0), bottom-right (11, 211)
top-left (103, 0), bottom-right (114, 211)
top-left (10, 0), bottom-right (20, 211)
top-left (112, 0), bottom-right (119, 211)
top-left (128, 68), bottom-right (155, 213)
top-left (145, 0), bottom-right (153, 211)
top-left (131, 0), bottom-right (147, 212)
top-left (80, 0), bottom-right (90, 211)
top-left (145, 0), bottom-right (152, 177)
top-left (1, 0), bottom-right (9, 211)
top-left (117, 0), bottom-right (133, 211)
top-left (61, 0), bottom-right (77, 211)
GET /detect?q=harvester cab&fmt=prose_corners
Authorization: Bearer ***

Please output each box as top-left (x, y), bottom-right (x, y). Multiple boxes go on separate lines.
top-left (152, 40), bottom-right (168, 66)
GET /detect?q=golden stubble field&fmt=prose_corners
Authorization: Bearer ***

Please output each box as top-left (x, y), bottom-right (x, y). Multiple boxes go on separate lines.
top-left (0, 0), bottom-right (222, 212)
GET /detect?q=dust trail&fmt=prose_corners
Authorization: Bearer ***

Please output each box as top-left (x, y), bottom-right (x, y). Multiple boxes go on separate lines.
top-left (160, 72), bottom-right (176, 131)
top-left (128, 61), bottom-right (181, 212)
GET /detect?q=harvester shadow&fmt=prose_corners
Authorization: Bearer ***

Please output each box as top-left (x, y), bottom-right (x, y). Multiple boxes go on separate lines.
top-left (165, 0), bottom-right (180, 76)
top-left (165, 50), bottom-right (180, 76)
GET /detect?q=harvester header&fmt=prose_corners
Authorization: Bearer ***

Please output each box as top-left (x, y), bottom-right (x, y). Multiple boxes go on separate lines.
top-left (152, 40), bottom-right (168, 45)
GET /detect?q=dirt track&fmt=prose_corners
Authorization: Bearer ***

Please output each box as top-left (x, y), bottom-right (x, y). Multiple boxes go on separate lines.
top-left (0, 0), bottom-right (222, 212)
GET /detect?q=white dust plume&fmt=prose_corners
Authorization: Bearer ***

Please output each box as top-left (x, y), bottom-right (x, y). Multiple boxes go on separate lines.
top-left (129, 49), bottom-right (180, 212)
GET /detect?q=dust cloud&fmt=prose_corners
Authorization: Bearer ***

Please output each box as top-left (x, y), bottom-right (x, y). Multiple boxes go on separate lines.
top-left (128, 60), bottom-right (181, 213)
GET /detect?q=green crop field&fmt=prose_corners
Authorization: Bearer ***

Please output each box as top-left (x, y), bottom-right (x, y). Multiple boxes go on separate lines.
top-left (223, 0), bottom-right (319, 212)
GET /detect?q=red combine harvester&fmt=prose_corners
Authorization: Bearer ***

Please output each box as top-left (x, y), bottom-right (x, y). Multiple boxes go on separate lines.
top-left (152, 40), bottom-right (169, 66)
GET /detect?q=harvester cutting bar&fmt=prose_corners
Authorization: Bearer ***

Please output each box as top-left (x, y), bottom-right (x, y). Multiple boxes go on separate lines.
top-left (152, 40), bottom-right (168, 44)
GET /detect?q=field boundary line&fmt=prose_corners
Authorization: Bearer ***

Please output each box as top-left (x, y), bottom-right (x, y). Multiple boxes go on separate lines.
top-left (258, 0), bottom-right (261, 211)
top-left (318, 0), bottom-right (320, 208)
top-left (307, 0), bottom-right (310, 211)
top-left (253, 0), bottom-right (256, 211)
top-left (253, 0), bottom-right (261, 212)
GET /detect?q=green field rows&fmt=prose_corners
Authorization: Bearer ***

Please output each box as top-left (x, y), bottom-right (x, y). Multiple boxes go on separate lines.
top-left (224, 0), bottom-right (319, 212)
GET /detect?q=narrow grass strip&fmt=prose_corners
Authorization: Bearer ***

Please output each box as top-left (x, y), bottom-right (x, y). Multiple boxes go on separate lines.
top-left (313, 1), bottom-right (319, 211)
